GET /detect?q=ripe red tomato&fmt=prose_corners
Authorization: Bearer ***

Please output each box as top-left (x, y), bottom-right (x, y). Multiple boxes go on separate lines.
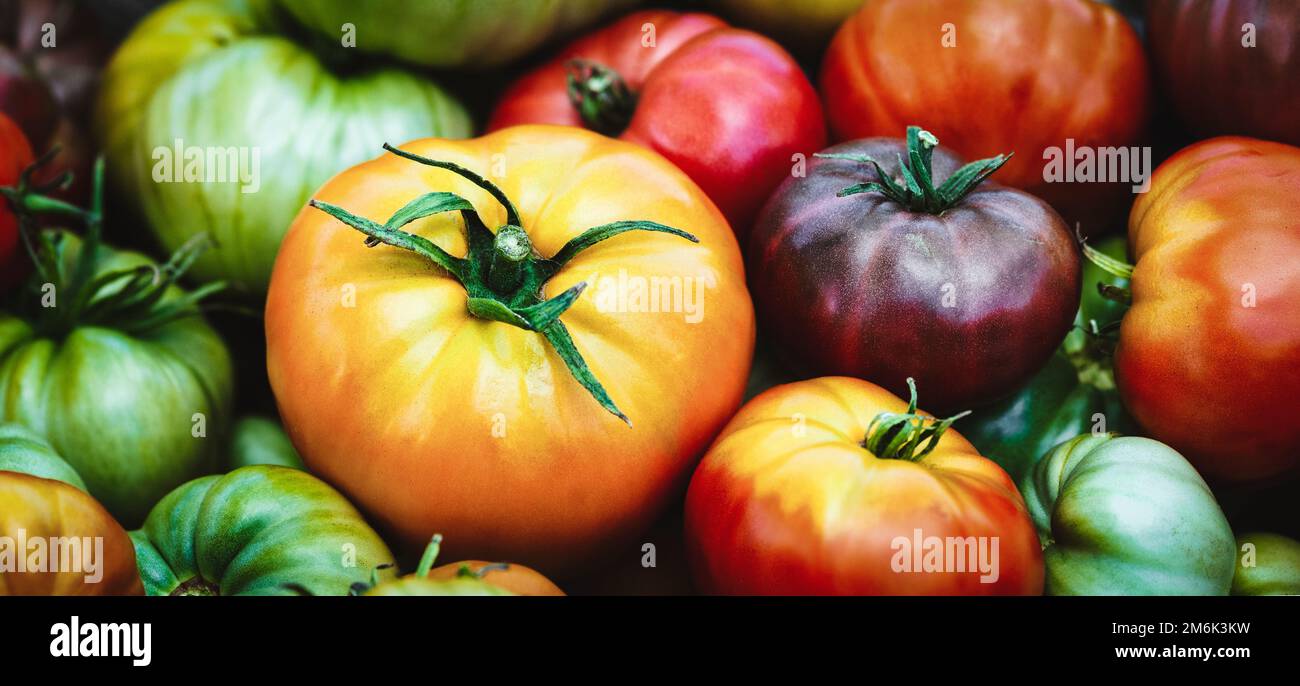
top-left (685, 377), bottom-right (1043, 595)
top-left (821, 0), bottom-right (1149, 231)
top-left (488, 10), bottom-right (826, 237)
top-left (0, 112), bottom-right (33, 288)
top-left (1117, 137), bottom-right (1300, 482)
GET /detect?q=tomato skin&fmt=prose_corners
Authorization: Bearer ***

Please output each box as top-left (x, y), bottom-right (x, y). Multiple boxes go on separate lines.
top-left (266, 126), bottom-right (754, 576)
top-left (749, 138), bottom-right (1079, 413)
top-left (709, 0), bottom-right (865, 49)
top-left (684, 377), bottom-right (1043, 596)
top-left (131, 466), bottom-right (395, 596)
top-left (1147, 0), bottom-right (1300, 146)
top-left (1231, 533), bottom-right (1300, 596)
top-left (488, 10), bottom-right (827, 236)
top-left (0, 424), bottom-right (143, 596)
top-left (821, 0), bottom-right (1149, 230)
top-left (0, 112), bottom-right (32, 290)
top-left (367, 561), bottom-right (565, 597)
top-left (1117, 137), bottom-right (1300, 482)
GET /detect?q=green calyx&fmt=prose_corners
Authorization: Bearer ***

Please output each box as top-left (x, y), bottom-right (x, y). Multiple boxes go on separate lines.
top-left (309, 143), bottom-right (699, 424)
top-left (816, 126), bottom-right (1012, 214)
top-left (566, 60), bottom-right (638, 137)
top-left (863, 378), bottom-right (971, 461)
top-left (0, 150), bottom-right (224, 338)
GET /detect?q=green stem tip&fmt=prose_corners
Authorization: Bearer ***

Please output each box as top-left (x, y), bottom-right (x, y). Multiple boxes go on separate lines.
top-left (815, 126), bottom-right (1011, 214)
top-left (566, 59), bottom-right (638, 137)
top-left (863, 378), bottom-right (970, 461)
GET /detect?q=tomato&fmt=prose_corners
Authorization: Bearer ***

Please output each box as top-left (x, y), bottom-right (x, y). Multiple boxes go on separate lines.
top-left (279, 0), bottom-right (633, 68)
top-left (749, 128), bottom-right (1079, 412)
top-left (1115, 137), bottom-right (1300, 482)
top-left (1147, 0), bottom-right (1300, 146)
top-left (708, 0), bottom-right (864, 50)
top-left (227, 416), bottom-right (303, 471)
top-left (1022, 433), bottom-right (1235, 595)
top-left (0, 423), bottom-right (143, 596)
top-left (1231, 533), bottom-right (1300, 596)
top-left (821, 0), bottom-right (1150, 230)
top-left (0, 167), bottom-right (233, 525)
top-left (266, 126), bottom-right (754, 575)
top-left (96, 0), bottom-right (472, 293)
top-left (0, 112), bottom-right (32, 289)
top-left (488, 10), bottom-right (826, 235)
top-left (960, 236), bottom-right (1135, 482)
top-left (363, 535), bottom-right (565, 597)
top-left (685, 376), bottom-right (1043, 595)
top-left (131, 465), bottom-right (395, 596)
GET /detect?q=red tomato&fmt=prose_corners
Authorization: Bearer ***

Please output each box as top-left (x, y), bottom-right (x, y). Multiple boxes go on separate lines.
top-left (685, 377), bottom-right (1043, 595)
top-left (0, 112), bottom-right (33, 289)
top-left (820, 0), bottom-right (1149, 231)
top-left (1117, 137), bottom-right (1300, 482)
top-left (488, 10), bottom-right (827, 237)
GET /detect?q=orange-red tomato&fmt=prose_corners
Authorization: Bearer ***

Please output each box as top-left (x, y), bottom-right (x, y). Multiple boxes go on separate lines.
top-left (821, 0), bottom-right (1149, 229)
top-left (266, 126), bottom-right (754, 575)
top-left (0, 471), bottom-right (143, 596)
top-left (426, 561), bottom-right (565, 596)
top-left (1117, 137), bottom-right (1300, 482)
top-left (685, 377), bottom-right (1043, 595)
top-left (0, 112), bottom-right (32, 290)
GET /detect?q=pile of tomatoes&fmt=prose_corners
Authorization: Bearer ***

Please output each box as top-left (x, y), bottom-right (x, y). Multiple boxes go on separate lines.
top-left (1, 0), bottom-right (1297, 597)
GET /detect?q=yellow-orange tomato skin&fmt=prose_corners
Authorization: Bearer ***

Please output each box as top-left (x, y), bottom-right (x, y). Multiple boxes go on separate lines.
top-left (266, 125), bottom-right (754, 575)
top-left (1118, 137), bottom-right (1300, 482)
top-left (0, 472), bottom-right (143, 596)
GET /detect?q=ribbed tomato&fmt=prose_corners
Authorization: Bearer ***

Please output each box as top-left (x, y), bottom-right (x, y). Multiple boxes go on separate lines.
top-left (685, 377), bottom-right (1043, 595)
top-left (821, 0), bottom-right (1149, 229)
top-left (267, 126), bottom-right (754, 575)
top-left (488, 10), bottom-right (826, 236)
top-left (1116, 137), bottom-right (1300, 482)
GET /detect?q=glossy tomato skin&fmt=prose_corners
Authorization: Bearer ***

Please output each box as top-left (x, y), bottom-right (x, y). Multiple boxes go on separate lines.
top-left (1117, 137), bottom-right (1300, 482)
top-left (266, 126), bottom-right (755, 576)
top-left (0, 112), bottom-right (32, 290)
top-left (821, 0), bottom-right (1149, 230)
top-left (685, 377), bottom-right (1043, 595)
top-left (749, 139), bottom-right (1080, 413)
top-left (1147, 0), bottom-right (1300, 146)
top-left (131, 466), bottom-right (395, 596)
top-left (96, 0), bottom-right (472, 293)
top-left (0, 424), bottom-right (142, 596)
top-left (488, 10), bottom-right (827, 236)
top-left (1231, 533), bottom-right (1300, 596)
top-left (367, 561), bottom-right (565, 597)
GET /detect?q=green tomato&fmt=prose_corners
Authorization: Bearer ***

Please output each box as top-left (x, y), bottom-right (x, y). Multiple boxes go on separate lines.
top-left (1021, 433), bottom-right (1236, 595)
top-left (0, 232), bottom-right (233, 526)
top-left (279, 0), bottom-right (635, 68)
top-left (228, 416), bottom-right (303, 471)
top-left (1232, 533), bottom-right (1300, 596)
top-left (96, 0), bottom-right (473, 293)
top-left (131, 465), bottom-right (395, 596)
top-left (0, 422), bottom-right (86, 490)
top-left (710, 0), bottom-right (864, 47)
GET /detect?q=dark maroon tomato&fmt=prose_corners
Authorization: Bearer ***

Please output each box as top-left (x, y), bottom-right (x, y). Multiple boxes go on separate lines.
top-left (748, 128), bottom-right (1080, 412)
top-left (1147, 0), bottom-right (1300, 146)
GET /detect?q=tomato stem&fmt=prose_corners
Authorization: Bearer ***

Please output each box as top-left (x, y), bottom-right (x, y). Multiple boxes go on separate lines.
top-left (816, 126), bottom-right (1011, 214)
top-left (416, 534), bottom-right (444, 578)
top-left (863, 378), bottom-right (971, 461)
top-left (566, 60), bottom-right (638, 137)
top-left (307, 144), bottom-right (700, 423)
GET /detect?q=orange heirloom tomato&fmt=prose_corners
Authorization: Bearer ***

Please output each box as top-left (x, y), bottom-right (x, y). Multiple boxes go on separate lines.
top-left (266, 125), bottom-right (754, 575)
top-left (1116, 137), bottom-right (1300, 482)
top-left (685, 377), bottom-right (1043, 595)
top-left (1, 425), bottom-right (142, 596)
top-left (821, 0), bottom-right (1149, 229)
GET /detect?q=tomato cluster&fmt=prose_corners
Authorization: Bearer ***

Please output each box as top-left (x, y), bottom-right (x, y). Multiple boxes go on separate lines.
top-left (1, 0), bottom-right (1297, 598)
